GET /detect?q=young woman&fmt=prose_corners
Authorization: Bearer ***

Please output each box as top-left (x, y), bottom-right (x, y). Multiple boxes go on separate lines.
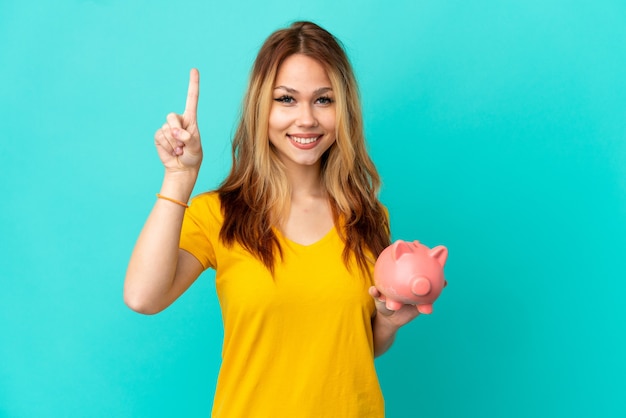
top-left (125, 21), bottom-right (421, 418)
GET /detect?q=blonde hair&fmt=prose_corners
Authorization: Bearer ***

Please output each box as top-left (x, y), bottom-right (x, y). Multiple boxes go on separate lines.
top-left (218, 21), bottom-right (390, 273)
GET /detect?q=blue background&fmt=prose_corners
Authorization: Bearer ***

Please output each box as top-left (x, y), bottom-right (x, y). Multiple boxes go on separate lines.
top-left (1, 0), bottom-right (625, 417)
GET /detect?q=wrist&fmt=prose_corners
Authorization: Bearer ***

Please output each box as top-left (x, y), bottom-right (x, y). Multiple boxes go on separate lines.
top-left (374, 312), bottom-right (401, 334)
top-left (160, 170), bottom-right (198, 203)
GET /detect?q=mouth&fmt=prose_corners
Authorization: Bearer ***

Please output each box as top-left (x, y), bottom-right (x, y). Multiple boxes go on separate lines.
top-left (288, 135), bottom-right (322, 144)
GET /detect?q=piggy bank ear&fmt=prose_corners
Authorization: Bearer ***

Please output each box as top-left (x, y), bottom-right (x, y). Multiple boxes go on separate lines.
top-left (429, 245), bottom-right (448, 267)
top-left (392, 240), bottom-right (412, 261)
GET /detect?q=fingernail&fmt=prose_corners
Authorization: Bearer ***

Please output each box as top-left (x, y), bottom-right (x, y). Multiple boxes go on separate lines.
top-left (172, 128), bottom-right (179, 137)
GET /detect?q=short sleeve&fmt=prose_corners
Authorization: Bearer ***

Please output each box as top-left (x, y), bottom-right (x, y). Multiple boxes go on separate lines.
top-left (179, 192), bottom-right (221, 270)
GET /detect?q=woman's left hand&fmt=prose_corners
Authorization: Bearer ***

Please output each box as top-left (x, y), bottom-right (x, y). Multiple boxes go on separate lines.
top-left (368, 286), bottom-right (421, 329)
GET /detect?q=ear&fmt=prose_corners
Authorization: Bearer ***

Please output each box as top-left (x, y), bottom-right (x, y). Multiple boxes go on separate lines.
top-left (392, 240), bottom-right (413, 261)
top-left (429, 245), bottom-right (448, 267)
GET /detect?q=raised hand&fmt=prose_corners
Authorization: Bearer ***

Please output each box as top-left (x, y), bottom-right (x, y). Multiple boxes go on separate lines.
top-left (154, 69), bottom-right (202, 173)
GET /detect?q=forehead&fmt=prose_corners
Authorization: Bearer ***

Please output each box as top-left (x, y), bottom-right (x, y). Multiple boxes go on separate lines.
top-left (275, 54), bottom-right (331, 89)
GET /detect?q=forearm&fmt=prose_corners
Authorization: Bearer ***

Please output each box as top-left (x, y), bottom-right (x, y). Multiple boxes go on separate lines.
top-left (372, 313), bottom-right (400, 357)
top-left (124, 171), bottom-right (197, 313)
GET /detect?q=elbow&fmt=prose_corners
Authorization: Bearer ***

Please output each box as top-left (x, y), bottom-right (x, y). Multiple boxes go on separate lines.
top-left (123, 287), bottom-right (165, 315)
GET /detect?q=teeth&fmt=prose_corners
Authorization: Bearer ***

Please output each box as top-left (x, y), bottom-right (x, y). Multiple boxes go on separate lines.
top-left (290, 136), bottom-right (319, 144)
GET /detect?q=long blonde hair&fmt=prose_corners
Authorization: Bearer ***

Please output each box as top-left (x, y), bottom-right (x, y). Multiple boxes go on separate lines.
top-left (217, 21), bottom-right (390, 273)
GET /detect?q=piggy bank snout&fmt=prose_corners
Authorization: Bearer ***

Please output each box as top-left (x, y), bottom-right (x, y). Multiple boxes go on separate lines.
top-left (411, 277), bottom-right (431, 296)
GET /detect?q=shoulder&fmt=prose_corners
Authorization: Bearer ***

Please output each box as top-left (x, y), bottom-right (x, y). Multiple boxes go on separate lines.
top-left (190, 191), bottom-right (221, 207)
top-left (187, 191), bottom-right (223, 222)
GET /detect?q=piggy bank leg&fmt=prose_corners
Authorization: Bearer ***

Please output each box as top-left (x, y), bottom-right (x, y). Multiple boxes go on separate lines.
top-left (385, 299), bottom-right (404, 311)
top-left (417, 304), bottom-right (433, 314)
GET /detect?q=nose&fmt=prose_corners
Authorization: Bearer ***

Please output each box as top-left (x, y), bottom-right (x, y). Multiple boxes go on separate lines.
top-left (296, 104), bottom-right (318, 127)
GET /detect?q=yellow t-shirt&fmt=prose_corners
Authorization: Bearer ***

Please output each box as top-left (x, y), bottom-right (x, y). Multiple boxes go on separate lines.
top-left (180, 192), bottom-right (384, 418)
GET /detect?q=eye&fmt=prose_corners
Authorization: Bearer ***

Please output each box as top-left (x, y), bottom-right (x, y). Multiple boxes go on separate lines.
top-left (316, 96), bottom-right (334, 105)
top-left (274, 95), bottom-right (295, 104)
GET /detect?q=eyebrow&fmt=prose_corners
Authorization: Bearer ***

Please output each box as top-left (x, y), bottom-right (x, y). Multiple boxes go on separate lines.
top-left (274, 86), bottom-right (333, 95)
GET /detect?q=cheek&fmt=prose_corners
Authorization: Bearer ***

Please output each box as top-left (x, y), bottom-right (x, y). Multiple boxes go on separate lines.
top-left (268, 108), bottom-right (290, 133)
top-left (322, 112), bottom-right (336, 134)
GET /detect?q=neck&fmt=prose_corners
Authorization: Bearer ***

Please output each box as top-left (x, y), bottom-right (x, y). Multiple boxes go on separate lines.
top-left (284, 162), bottom-right (325, 198)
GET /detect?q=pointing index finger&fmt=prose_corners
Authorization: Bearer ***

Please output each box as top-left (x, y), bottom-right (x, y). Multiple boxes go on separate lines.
top-left (184, 68), bottom-right (200, 119)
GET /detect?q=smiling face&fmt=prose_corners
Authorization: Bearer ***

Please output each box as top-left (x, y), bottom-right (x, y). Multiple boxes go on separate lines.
top-left (268, 54), bottom-right (337, 174)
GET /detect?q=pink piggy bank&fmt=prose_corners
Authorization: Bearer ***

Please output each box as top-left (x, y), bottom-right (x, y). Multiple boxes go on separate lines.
top-left (374, 240), bottom-right (448, 314)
